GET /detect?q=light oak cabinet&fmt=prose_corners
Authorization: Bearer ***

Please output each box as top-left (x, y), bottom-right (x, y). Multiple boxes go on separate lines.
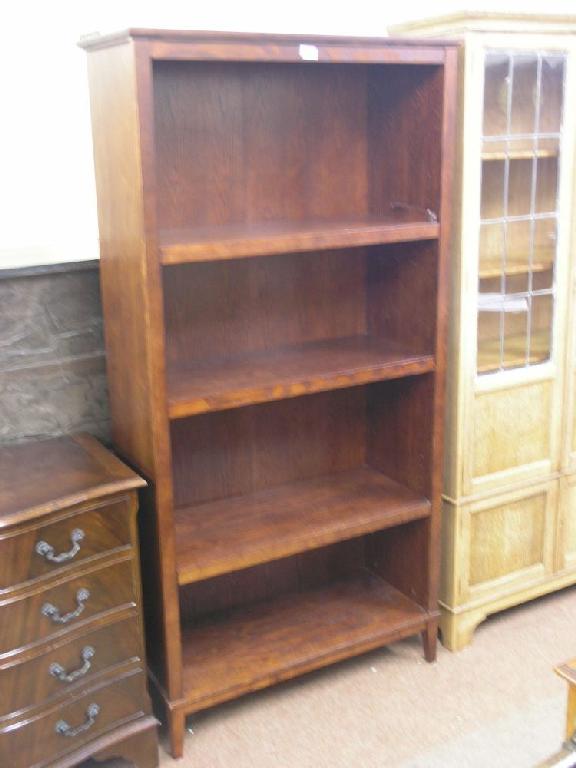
top-left (391, 13), bottom-right (576, 649)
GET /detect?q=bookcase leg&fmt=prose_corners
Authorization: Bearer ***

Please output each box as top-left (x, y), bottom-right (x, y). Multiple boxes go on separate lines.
top-left (421, 620), bottom-right (438, 662)
top-left (168, 709), bottom-right (186, 759)
top-left (440, 607), bottom-right (486, 652)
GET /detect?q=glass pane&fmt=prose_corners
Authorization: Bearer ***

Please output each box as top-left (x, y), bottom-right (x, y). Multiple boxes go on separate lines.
top-left (537, 136), bottom-right (560, 157)
top-left (478, 308), bottom-right (502, 374)
top-left (505, 220), bottom-right (531, 293)
top-left (511, 55), bottom-right (538, 134)
top-left (479, 222), bottom-right (505, 278)
top-left (483, 54), bottom-right (510, 136)
top-left (503, 302), bottom-right (529, 369)
top-left (481, 159), bottom-right (505, 219)
top-left (477, 50), bottom-right (562, 377)
top-left (540, 56), bottom-right (565, 133)
top-left (530, 294), bottom-right (553, 364)
top-left (534, 218), bottom-right (557, 271)
top-left (535, 156), bottom-right (558, 214)
top-left (508, 158), bottom-right (533, 217)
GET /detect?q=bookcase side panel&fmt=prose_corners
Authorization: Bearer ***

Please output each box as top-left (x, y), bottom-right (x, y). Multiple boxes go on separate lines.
top-left (85, 41), bottom-right (182, 699)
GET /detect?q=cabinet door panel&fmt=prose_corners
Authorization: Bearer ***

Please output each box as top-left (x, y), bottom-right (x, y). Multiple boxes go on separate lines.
top-left (471, 379), bottom-right (554, 491)
top-left (461, 481), bottom-right (556, 603)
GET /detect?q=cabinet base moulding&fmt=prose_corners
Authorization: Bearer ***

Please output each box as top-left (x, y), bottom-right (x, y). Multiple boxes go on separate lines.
top-left (440, 566), bottom-right (576, 651)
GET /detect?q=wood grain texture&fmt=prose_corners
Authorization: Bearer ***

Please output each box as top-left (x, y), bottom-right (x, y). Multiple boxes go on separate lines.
top-left (153, 61), bottom-right (370, 231)
top-left (168, 337), bottom-right (434, 417)
top-left (159, 217), bottom-right (439, 263)
top-left (0, 434), bottom-right (144, 528)
top-left (0, 556), bottom-right (136, 657)
top-left (86, 38), bottom-right (182, 698)
top-left (179, 539), bottom-right (366, 622)
top-left (392, 17), bottom-right (576, 651)
top-left (163, 247), bottom-right (368, 367)
top-left (80, 28), bottom-right (455, 59)
top-left (90, 720), bottom-right (159, 768)
top-left (180, 570), bottom-right (427, 712)
top-left (0, 664), bottom-right (148, 768)
top-left (175, 468), bottom-right (430, 584)
top-left (0, 614), bottom-right (141, 718)
top-left (170, 387), bottom-right (366, 508)
top-left (0, 435), bottom-right (157, 767)
top-left (0, 497), bottom-right (131, 593)
top-left (82, 30), bottom-right (456, 754)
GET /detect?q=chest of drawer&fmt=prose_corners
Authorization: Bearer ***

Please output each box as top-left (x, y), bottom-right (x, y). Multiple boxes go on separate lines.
top-left (0, 498), bottom-right (132, 593)
top-left (0, 614), bottom-right (142, 718)
top-left (0, 665), bottom-right (148, 768)
top-left (0, 558), bottom-right (136, 657)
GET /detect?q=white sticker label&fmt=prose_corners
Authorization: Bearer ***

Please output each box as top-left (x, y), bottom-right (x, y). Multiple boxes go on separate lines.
top-left (299, 44), bottom-right (319, 61)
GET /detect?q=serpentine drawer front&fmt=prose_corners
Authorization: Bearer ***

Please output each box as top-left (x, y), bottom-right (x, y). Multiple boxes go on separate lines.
top-left (0, 497), bottom-right (133, 592)
top-left (0, 557), bottom-right (136, 656)
top-left (0, 614), bottom-right (141, 718)
top-left (0, 434), bottom-right (158, 768)
top-left (0, 666), bottom-right (148, 768)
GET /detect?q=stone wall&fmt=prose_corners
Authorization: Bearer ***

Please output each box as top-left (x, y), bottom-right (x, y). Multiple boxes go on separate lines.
top-left (0, 263), bottom-right (110, 445)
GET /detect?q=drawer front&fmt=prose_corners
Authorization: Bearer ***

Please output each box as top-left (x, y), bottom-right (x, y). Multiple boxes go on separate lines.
top-left (0, 498), bottom-right (133, 592)
top-left (0, 559), bottom-right (136, 656)
top-left (0, 667), bottom-right (148, 768)
top-left (0, 615), bottom-right (142, 718)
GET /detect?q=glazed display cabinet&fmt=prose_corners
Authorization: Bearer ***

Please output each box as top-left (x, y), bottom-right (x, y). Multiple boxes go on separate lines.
top-left (81, 29), bottom-right (456, 757)
top-left (391, 14), bottom-right (576, 649)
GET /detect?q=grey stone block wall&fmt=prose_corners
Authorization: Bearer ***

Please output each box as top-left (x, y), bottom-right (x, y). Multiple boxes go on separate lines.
top-left (0, 264), bottom-right (111, 446)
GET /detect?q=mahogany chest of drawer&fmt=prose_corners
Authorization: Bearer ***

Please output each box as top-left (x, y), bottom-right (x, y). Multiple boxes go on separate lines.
top-left (0, 434), bottom-right (158, 768)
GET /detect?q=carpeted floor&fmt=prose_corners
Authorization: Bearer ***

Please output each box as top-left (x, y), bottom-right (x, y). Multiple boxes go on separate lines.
top-left (86, 585), bottom-right (576, 767)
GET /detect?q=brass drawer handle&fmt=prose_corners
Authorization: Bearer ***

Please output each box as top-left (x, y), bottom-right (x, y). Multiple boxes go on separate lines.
top-left (41, 588), bottom-right (90, 624)
top-left (50, 646), bottom-right (95, 683)
top-left (35, 528), bottom-right (85, 563)
top-left (55, 703), bottom-right (100, 738)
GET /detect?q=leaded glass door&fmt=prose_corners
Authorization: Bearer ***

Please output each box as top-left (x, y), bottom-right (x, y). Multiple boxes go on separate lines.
top-left (477, 51), bottom-right (566, 375)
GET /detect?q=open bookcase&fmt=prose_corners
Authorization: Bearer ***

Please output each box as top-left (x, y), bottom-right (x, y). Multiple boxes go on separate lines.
top-left (81, 30), bottom-right (457, 757)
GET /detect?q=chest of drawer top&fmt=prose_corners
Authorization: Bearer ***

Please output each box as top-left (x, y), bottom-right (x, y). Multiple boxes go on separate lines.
top-left (0, 433), bottom-right (145, 534)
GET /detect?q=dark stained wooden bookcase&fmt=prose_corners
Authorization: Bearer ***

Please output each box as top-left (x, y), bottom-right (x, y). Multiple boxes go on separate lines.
top-left (81, 29), bottom-right (457, 758)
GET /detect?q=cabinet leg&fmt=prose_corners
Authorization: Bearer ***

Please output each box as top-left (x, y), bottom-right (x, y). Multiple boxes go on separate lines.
top-left (92, 726), bottom-right (159, 768)
top-left (421, 620), bottom-right (438, 662)
top-left (440, 607), bottom-right (486, 652)
top-left (168, 708), bottom-right (186, 759)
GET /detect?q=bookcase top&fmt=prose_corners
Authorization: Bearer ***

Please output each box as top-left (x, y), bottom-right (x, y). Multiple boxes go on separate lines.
top-left (78, 28), bottom-right (458, 52)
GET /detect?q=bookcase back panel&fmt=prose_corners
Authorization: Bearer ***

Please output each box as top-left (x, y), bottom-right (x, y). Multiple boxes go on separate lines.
top-left (153, 61), bottom-right (444, 230)
top-left (154, 61), bottom-right (368, 228)
top-left (179, 538), bottom-right (365, 621)
top-left (171, 373), bottom-right (435, 508)
top-left (163, 241), bottom-right (437, 369)
top-left (170, 388), bottom-right (366, 507)
top-left (163, 249), bottom-right (366, 366)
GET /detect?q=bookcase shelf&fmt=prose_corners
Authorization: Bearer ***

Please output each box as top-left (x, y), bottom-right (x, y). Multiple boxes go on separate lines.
top-left (82, 29), bottom-right (456, 758)
top-left (174, 467), bottom-right (431, 584)
top-left (167, 336), bottom-right (435, 418)
top-left (159, 216), bottom-right (439, 264)
top-left (180, 569), bottom-right (428, 712)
